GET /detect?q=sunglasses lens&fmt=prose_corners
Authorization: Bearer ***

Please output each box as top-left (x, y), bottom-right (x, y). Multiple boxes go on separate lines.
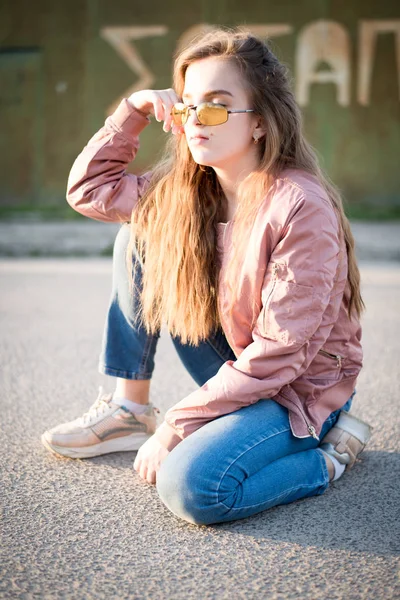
top-left (171, 103), bottom-right (188, 125)
top-left (197, 103), bottom-right (227, 125)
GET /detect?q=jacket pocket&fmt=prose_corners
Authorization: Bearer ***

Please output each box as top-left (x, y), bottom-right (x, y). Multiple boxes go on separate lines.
top-left (261, 263), bottom-right (318, 345)
top-left (304, 347), bottom-right (345, 381)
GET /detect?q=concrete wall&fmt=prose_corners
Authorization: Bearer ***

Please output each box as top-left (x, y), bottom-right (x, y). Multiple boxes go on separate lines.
top-left (0, 0), bottom-right (399, 209)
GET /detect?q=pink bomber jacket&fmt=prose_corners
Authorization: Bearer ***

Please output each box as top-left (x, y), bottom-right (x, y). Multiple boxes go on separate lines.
top-left (66, 98), bottom-right (363, 452)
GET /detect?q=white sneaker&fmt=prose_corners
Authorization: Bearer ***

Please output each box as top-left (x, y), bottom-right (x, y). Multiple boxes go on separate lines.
top-left (41, 386), bottom-right (160, 458)
top-left (319, 410), bottom-right (373, 469)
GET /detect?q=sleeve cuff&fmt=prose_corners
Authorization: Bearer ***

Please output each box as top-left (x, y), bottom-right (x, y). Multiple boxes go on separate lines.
top-left (107, 98), bottom-right (151, 138)
top-left (153, 421), bottom-right (183, 452)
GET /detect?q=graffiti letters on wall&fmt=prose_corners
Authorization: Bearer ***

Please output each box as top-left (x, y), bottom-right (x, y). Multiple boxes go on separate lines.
top-left (100, 20), bottom-right (400, 115)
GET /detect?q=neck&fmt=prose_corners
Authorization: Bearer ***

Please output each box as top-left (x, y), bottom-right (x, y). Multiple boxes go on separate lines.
top-left (212, 151), bottom-right (260, 220)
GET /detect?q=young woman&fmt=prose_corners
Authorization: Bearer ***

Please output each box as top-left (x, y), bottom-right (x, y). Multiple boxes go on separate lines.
top-left (42, 27), bottom-right (373, 526)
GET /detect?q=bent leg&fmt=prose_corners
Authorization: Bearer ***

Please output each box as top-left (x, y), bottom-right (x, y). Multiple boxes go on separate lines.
top-left (98, 223), bottom-right (160, 380)
top-left (156, 394), bottom-right (354, 525)
top-left (170, 326), bottom-right (236, 387)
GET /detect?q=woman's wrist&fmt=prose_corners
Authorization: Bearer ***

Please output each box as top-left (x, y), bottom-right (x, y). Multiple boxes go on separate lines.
top-left (127, 98), bottom-right (150, 118)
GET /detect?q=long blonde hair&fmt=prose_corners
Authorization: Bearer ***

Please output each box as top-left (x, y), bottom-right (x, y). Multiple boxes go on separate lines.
top-left (126, 26), bottom-right (365, 346)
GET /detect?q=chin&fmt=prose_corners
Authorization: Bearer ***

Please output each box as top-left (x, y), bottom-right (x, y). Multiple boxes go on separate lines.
top-left (191, 152), bottom-right (217, 166)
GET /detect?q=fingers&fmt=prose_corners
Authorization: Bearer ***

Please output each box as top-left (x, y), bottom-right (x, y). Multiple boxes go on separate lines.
top-left (153, 89), bottom-right (184, 136)
top-left (133, 437), bottom-right (168, 485)
top-left (133, 454), bottom-right (156, 485)
top-left (161, 89), bottom-right (179, 132)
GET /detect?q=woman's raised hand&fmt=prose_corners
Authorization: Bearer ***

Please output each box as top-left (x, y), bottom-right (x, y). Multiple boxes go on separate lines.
top-left (128, 88), bottom-right (184, 136)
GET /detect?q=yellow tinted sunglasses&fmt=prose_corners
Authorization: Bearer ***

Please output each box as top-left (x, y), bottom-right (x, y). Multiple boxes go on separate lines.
top-left (170, 102), bottom-right (255, 126)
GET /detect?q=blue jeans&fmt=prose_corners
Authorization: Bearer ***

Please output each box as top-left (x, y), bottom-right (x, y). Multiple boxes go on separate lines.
top-left (99, 224), bottom-right (355, 526)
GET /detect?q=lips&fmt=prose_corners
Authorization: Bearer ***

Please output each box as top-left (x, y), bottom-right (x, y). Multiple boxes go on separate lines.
top-left (190, 135), bottom-right (209, 140)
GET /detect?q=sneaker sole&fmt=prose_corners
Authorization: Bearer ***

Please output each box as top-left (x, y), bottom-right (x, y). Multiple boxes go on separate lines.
top-left (41, 431), bottom-right (152, 458)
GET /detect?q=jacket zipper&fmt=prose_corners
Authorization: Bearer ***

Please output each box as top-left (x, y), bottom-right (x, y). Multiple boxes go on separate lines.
top-left (271, 263), bottom-right (279, 278)
top-left (294, 349), bottom-right (345, 439)
top-left (318, 348), bottom-right (343, 369)
top-left (290, 400), bottom-right (320, 440)
top-left (279, 389), bottom-right (320, 440)
top-left (307, 423), bottom-right (319, 440)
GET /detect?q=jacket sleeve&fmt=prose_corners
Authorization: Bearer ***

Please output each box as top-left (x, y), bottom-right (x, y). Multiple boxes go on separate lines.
top-left (66, 98), bottom-right (153, 222)
top-left (153, 194), bottom-right (345, 451)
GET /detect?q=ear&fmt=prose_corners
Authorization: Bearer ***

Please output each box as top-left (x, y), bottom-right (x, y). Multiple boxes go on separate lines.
top-left (253, 116), bottom-right (267, 139)
top-left (253, 115), bottom-right (267, 139)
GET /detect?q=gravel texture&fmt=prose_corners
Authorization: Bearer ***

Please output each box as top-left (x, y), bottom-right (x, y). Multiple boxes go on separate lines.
top-left (0, 259), bottom-right (399, 600)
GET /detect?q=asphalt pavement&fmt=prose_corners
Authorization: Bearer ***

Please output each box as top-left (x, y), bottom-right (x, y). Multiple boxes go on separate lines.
top-left (1, 257), bottom-right (399, 599)
top-left (0, 220), bottom-right (400, 261)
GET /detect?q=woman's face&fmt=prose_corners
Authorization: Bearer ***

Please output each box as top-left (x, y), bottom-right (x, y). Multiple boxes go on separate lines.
top-left (181, 56), bottom-right (259, 169)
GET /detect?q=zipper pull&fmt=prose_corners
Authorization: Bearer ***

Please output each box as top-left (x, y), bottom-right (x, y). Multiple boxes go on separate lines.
top-left (308, 424), bottom-right (320, 441)
top-left (318, 348), bottom-right (343, 369)
top-left (272, 263), bottom-right (279, 278)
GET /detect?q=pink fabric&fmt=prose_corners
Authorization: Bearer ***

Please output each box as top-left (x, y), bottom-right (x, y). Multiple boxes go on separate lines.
top-left (67, 98), bottom-right (363, 452)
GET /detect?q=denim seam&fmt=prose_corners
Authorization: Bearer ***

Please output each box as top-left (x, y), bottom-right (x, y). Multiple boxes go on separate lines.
top-left (205, 336), bottom-right (235, 362)
top-left (98, 363), bottom-right (153, 379)
top-left (139, 333), bottom-right (158, 374)
top-left (316, 447), bottom-right (331, 485)
top-left (216, 427), bottom-right (328, 511)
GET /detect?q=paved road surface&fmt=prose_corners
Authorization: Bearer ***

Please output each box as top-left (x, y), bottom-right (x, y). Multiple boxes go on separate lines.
top-left (1, 259), bottom-right (399, 599)
top-left (0, 220), bottom-right (400, 261)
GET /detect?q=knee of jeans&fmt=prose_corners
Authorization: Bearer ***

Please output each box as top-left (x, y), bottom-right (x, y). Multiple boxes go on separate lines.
top-left (156, 455), bottom-right (213, 526)
top-left (113, 224), bottom-right (143, 269)
top-left (113, 223), bottom-right (131, 256)
top-left (111, 226), bottom-right (144, 306)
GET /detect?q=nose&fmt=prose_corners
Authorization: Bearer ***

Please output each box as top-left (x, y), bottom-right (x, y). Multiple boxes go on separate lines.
top-left (186, 106), bottom-right (202, 126)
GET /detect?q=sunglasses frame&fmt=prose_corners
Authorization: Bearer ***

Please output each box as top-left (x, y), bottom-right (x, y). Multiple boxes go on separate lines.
top-left (170, 102), bottom-right (255, 126)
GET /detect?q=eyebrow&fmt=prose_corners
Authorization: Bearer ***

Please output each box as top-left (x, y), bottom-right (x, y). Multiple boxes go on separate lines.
top-left (182, 89), bottom-right (234, 100)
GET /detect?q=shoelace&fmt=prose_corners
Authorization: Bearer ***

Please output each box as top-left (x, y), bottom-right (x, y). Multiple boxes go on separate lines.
top-left (80, 385), bottom-right (161, 424)
top-left (81, 385), bottom-right (114, 425)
